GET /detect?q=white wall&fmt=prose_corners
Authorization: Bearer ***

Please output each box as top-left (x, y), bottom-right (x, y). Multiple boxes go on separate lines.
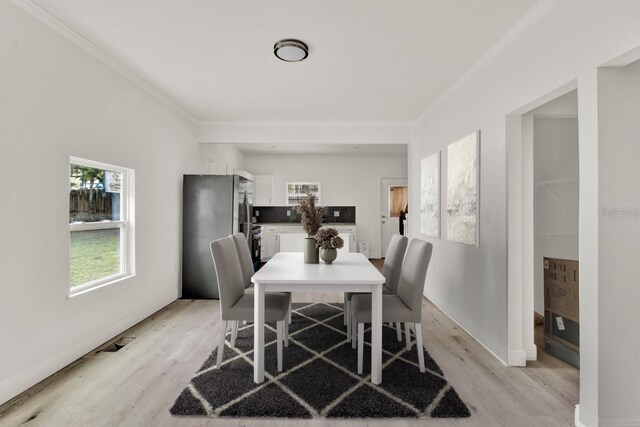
top-left (200, 143), bottom-right (245, 174)
top-left (597, 59), bottom-right (640, 425)
top-left (243, 153), bottom-right (408, 258)
top-left (407, 2), bottom-right (640, 425)
top-left (0, 0), bottom-right (200, 404)
top-left (533, 117), bottom-right (579, 314)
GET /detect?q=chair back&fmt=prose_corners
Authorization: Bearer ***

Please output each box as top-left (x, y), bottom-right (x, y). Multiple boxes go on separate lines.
top-left (231, 233), bottom-right (254, 289)
top-left (383, 234), bottom-right (408, 294)
top-left (396, 239), bottom-right (433, 322)
top-left (210, 236), bottom-right (245, 319)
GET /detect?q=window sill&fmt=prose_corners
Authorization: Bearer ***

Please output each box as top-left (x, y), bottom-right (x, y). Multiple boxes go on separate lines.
top-left (68, 273), bottom-right (135, 299)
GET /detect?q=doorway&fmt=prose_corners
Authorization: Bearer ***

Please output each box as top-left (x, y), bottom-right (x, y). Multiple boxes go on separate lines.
top-left (380, 178), bottom-right (408, 257)
top-left (506, 82), bottom-right (579, 367)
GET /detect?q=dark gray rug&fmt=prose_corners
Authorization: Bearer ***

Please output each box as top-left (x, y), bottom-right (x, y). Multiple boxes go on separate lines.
top-left (170, 302), bottom-right (471, 419)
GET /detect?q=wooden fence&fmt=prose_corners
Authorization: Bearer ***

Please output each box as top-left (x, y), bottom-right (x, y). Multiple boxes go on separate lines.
top-left (69, 190), bottom-right (115, 222)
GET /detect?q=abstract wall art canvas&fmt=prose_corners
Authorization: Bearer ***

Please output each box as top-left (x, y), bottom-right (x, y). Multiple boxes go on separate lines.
top-left (447, 131), bottom-right (480, 246)
top-left (420, 152), bottom-right (440, 237)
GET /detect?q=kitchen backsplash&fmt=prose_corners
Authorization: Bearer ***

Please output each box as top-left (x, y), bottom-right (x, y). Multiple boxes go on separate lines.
top-left (253, 206), bottom-right (356, 224)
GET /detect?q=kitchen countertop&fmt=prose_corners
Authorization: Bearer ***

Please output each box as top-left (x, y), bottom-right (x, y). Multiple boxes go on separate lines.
top-left (255, 223), bottom-right (356, 226)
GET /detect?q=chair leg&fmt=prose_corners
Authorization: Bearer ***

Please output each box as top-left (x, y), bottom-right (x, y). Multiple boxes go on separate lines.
top-left (343, 294), bottom-right (348, 325)
top-left (404, 322), bottom-right (412, 351)
top-left (284, 318), bottom-right (289, 347)
top-left (396, 322), bottom-right (402, 341)
top-left (231, 321), bottom-right (238, 348)
top-left (216, 320), bottom-right (228, 369)
top-left (288, 299), bottom-right (292, 324)
top-left (415, 323), bottom-right (425, 373)
top-left (346, 300), bottom-right (351, 342)
top-left (351, 311), bottom-right (357, 349)
top-left (277, 321), bottom-right (283, 372)
top-left (357, 323), bottom-right (364, 375)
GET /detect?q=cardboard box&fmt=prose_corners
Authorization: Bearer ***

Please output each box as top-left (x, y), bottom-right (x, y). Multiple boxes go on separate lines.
top-left (544, 257), bottom-right (579, 357)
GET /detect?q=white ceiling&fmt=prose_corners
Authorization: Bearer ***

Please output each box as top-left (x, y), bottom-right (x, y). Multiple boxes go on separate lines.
top-left (232, 143), bottom-right (407, 155)
top-left (31, 0), bottom-right (538, 122)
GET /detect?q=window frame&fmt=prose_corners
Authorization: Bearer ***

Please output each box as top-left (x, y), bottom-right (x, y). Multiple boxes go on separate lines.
top-left (285, 182), bottom-right (321, 206)
top-left (69, 157), bottom-right (134, 296)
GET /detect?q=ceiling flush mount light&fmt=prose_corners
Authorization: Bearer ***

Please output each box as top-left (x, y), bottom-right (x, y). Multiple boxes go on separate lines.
top-left (274, 39), bottom-right (308, 62)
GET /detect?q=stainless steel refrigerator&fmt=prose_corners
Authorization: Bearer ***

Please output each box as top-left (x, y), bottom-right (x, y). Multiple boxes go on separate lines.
top-left (182, 174), bottom-right (254, 299)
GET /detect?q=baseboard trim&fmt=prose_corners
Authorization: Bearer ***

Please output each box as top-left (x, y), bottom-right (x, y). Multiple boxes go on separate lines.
top-left (524, 344), bottom-right (538, 361)
top-left (573, 404), bottom-right (639, 427)
top-left (425, 296), bottom-right (508, 366)
top-left (600, 414), bottom-right (640, 427)
top-left (508, 349), bottom-right (527, 367)
top-left (575, 404), bottom-right (586, 427)
top-left (0, 293), bottom-right (176, 405)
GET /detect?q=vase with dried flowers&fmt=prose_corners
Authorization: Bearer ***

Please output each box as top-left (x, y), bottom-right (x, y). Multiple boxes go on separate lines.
top-left (315, 228), bottom-right (344, 264)
top-left (295, 192), bottom-right (325, 264)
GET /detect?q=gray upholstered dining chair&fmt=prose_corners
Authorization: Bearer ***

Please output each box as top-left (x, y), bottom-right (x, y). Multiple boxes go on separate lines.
top-left (350, 238), bottom-right (433, 374)
top-left (231, 233), bottom-right (257, 291)
top-left (210, 236), bottom-right (291, 372)
top-left (231, 233), bottom-right (292, 329)
top-left (343, 234), bottom-right (408, 342)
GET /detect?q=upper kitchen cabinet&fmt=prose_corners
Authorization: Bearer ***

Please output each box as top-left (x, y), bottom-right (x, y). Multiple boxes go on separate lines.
top-left (254, 175), bottom-right (274, 206)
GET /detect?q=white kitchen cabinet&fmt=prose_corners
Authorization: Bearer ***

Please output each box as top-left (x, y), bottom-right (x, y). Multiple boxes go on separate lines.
top-left (334, 225), bottom-right (356, 252)
top-left (254, 175), bottom-right (274, 206)
top-left (260, 224), bottom-right (357, 261)
top-left (261, 226), bottom-right (279, 260)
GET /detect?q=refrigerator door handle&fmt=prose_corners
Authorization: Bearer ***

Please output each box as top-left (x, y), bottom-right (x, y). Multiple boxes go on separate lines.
top-left (245, 195), bottom-right (252, 244)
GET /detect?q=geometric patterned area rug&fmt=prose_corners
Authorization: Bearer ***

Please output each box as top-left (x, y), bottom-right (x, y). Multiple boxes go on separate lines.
top-left (170, 302), bottom-right (471, 419)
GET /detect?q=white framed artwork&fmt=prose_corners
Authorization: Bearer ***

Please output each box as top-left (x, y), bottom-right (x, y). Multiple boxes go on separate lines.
top-left (446, 131), bottom-right (480, 246)
top-left (420, 151), bottom-right (440, 238)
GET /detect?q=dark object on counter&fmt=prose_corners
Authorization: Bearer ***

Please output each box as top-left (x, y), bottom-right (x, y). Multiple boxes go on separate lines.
top-left (399, 205), bottom-right (407, 235)
top-left (182, 175), bottom-right (256, 299)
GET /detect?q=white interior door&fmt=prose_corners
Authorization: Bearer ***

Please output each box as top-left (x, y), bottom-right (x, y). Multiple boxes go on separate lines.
top-left (380, 178), bottom-right (408, 257)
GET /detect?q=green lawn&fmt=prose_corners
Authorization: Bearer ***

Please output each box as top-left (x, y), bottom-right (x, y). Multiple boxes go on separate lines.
top-left (70, 228), bottom-right (120, 287)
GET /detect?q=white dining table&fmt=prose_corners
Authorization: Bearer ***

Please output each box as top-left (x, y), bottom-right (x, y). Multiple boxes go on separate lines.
top-left (251, 252), bottom-right (386, 384)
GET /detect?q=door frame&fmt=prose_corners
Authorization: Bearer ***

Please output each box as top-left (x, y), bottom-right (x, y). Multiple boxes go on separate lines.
top-left (505, 80), bottom-right (577, 366)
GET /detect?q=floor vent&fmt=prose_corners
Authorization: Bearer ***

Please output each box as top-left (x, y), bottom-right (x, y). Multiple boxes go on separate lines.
top-left (101, 337), bottom-right (135, 353)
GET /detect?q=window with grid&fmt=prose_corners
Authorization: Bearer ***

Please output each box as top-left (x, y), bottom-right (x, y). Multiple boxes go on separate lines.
top-left (69, 157), bottom-right (133, 294)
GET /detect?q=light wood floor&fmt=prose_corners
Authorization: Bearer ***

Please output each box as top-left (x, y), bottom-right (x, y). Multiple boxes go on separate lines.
top-left (0, 293), bottom-right (578, 427)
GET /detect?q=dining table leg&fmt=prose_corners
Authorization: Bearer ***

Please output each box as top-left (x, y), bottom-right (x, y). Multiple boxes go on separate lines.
top-left (371, 282), bottom-right (383, 384)
top-left (254, 281), bottom-right (265, 383)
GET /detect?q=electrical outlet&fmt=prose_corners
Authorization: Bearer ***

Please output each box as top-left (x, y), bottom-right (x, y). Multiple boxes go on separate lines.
top-left (556, 317), bottom-right (565, 331)
top-left (334, 211), bottom-right (340, 217)
top-left (286, 210), bottom-right (291, 216)
top-left (255, 210), bottom-right (260, 217)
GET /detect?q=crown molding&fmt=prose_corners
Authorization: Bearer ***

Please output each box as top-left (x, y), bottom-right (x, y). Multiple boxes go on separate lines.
top-left (414, 0), bottom-right (559, 123)
top-left (199, 121), bottom-right (412, 128)
top-left (198, 121), bottom-right (411, 144)
top-left (9, 0), bottom-right (199, 124)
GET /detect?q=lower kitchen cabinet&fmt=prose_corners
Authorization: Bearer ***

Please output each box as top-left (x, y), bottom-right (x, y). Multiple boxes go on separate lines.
top-left (259, 224), bottom-right (356, 261)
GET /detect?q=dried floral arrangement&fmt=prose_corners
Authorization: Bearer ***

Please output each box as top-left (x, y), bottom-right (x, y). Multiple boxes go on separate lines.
top-left (314, 228), bottom-right (344, 250)
top-left (296, 192), bottom-right (325, 237)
